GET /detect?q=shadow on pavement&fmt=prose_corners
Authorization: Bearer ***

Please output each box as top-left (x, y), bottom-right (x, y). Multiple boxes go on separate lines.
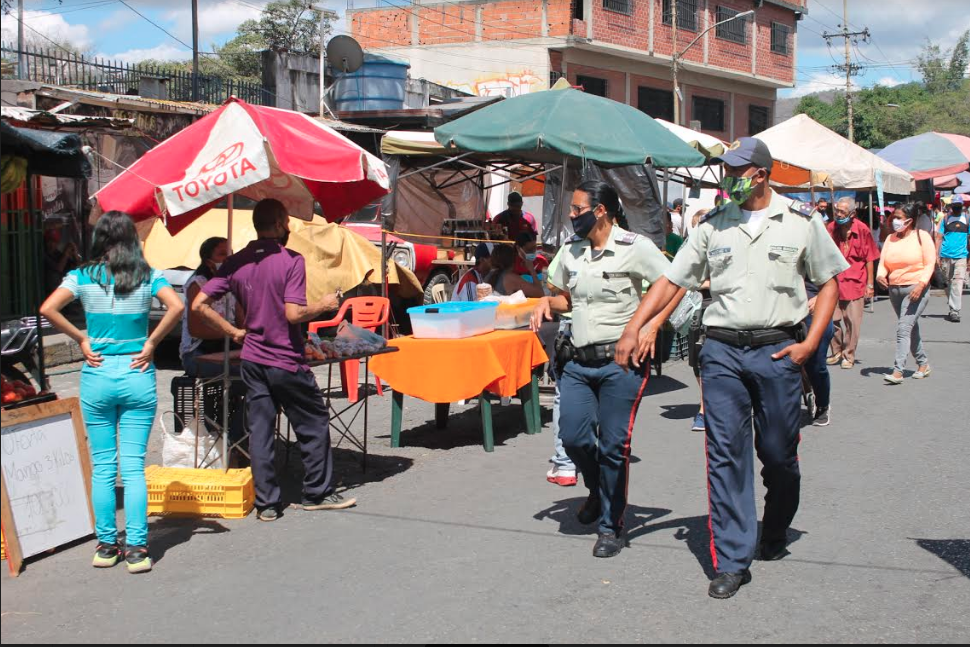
top-left (376, 402), bottom-right (535, 451)
top-left (913, 538), bottom-right (970, 579)
top-left (643, 374), bottom-right (690, 397)
top-left (273, 442), bottom-right (415, 504)
top-left (147, 517), bottom-right (231, 564)
top-left (659, 403), bottom-right (699, 421)
top-left (860, 367), bottom-right (898, 378)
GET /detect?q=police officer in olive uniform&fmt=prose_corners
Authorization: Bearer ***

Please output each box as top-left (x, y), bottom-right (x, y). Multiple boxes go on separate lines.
top-left (532, 180), bottom-right (674, 559)
top-left (616, 138), bottom-right (849, 598)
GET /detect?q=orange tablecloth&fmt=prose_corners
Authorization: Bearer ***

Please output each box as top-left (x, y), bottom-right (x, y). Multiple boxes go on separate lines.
top-left (370, 330), bottom-right (548, 403)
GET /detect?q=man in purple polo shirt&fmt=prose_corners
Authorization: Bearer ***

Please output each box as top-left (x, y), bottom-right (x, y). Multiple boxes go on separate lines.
top-left (192, 198), bottom-right (355, 521)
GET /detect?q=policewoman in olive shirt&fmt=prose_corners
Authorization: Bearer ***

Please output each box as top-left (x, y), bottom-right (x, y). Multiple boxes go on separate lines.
top-left (532, 180), bottom-right (676, 560)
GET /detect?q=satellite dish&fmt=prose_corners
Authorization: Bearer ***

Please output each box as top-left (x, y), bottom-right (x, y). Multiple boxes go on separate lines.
top-left (326, 35), bottom-right (364, 74)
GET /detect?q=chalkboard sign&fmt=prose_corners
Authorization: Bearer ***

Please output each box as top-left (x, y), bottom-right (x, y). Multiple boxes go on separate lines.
top-left (1, 397), bottom-right (94, 576)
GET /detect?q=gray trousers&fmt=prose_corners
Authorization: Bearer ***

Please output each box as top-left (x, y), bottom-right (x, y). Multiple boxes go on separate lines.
top-left (940, 257), bottom-right (966, 314)
top-left (888, 284), bottom-right (929, 373)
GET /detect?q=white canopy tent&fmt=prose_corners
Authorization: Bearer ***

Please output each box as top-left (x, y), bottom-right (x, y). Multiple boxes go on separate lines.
top-left (754, 114), bottom-right (914, 194)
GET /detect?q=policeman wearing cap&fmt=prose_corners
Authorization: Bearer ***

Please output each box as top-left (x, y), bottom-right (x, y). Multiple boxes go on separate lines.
top-left (616, 138), bottom-right (849, 598)
top-left (532, 180), bottom-right (677, 559)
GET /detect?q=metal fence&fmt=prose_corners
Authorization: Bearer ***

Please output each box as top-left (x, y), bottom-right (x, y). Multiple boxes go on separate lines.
top-left (1, 43), bottom-right (268, 105)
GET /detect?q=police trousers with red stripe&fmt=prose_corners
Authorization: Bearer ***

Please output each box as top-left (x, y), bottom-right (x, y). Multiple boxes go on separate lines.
top-left (699, 338), bottom-right (803, 574)
top-left (558, 358), bottom-right (648, 536)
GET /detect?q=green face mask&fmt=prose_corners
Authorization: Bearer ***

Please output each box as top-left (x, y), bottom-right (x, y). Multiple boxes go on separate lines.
top-left (720, 174), bottom-right (757, 205)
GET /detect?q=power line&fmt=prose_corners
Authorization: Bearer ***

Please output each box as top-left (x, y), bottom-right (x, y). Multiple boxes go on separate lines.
top-left (117, 0), bottom-right (194, 51)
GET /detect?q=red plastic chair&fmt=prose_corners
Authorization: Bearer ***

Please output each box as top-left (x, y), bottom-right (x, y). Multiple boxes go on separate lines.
top-left (309, 296), bottom-right (390, 403)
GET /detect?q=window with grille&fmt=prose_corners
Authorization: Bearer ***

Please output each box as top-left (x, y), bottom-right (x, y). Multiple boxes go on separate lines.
top-left (577, 75), bottom-right (608, 98)
top-left (771, 22), bottom-right (791, 54)
top-left (715, 6), bottom-right (746, 44)
top-left (638, 86), bottom-right (674, 122)
top-left (662, 0), bottom-right (698, 32)
top-left (748, 105), bottom-right (769, 135)
top-left (573, 0), bottom-right (584, 20)
top-left (603, 0), bottom-right (632, 15)
top-left (550, 71), bottom-right (566, 87)
top-left (692, 96), bottom-right (725, 131)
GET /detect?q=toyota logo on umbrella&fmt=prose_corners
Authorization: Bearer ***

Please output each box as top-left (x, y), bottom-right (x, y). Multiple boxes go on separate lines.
top-left (199, 142), bottom-right (245, 175)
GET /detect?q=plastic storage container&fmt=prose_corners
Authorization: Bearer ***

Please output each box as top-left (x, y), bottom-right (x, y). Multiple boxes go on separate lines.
top-left (495, 298), bottom-right (541, 330)
top-left (145, 466), bottom-right (255, 519)
top-left (407, 301), bottom-right (498, 339)
top-left (332, 53), bottom-right (410, 112)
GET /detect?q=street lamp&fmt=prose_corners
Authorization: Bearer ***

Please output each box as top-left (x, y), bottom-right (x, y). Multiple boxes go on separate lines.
top-left (672, 8), bottom-right (755, 126)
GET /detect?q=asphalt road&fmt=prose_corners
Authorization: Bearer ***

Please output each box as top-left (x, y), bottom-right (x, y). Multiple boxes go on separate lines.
top-left (2, 292), bottom-right (968, 643)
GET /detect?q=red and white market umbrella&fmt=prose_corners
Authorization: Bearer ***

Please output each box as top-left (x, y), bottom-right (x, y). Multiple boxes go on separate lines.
top-left (93, 98), bottom-right (389, 234)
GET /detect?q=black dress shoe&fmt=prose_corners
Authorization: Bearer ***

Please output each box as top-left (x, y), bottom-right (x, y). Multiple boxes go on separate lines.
top-left (577, 492), bottom-right (601, 525)
top-left (708, 570), bottom-right (751, 599)
top-left (759, 539), bottom-right (789, 561)
top-left (593, 533), bottom-right (624, 558)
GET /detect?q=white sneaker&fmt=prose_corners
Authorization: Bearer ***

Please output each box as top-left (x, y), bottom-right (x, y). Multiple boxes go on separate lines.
top-left (546, 465), bottom-right (577, 487)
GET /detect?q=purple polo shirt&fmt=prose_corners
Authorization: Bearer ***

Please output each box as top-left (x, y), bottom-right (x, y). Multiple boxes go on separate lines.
top-left (202, 238), bottom-right (308, 372)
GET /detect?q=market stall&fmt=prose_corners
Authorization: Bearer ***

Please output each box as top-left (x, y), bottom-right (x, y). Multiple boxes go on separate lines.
top-left (755, 114), bottom-right (914, 223)
top-left (1, 121), bottom-right (92, 410)
top-left (91, 97), bottom-right (391, 469)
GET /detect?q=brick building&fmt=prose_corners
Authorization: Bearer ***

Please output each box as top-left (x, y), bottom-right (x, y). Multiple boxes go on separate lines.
top-left (349, 0), bottom-right (808, 140)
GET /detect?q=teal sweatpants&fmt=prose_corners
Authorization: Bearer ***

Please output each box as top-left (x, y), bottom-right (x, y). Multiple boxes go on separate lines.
top-left (80, 355), bottom-right (157, 547)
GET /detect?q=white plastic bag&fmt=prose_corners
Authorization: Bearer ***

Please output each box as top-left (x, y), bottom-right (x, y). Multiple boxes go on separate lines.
top-left (481, 290), bottom-right (528, 306)
top-left (161, 416), bottom-right (225, 469)
top-left (668, 290), bottom-right (703, 336)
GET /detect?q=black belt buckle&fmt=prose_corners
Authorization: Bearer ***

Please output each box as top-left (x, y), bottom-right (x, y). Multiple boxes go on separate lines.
top-left (737, 330), bottom-right (754, 347)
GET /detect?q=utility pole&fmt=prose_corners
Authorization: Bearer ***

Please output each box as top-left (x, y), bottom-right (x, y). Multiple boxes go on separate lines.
top-left (671, 5), bottom-right (753, 127)
top-left (822, 0), bottom-right (869, 142)
top-left (18, 0), bottom-right (25, 79)
top-left (192, 0), bottom-right (200, 102)
top-left (672, 0), bottom-right (679, 125)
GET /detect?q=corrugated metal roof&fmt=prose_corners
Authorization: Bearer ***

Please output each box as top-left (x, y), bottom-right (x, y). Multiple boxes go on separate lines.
top-left (35, 85), bottom-right (215, 115)
top-left (314, 115), bottom-right (385, 134)
top-left (1, 106), bottom-right (133, 128)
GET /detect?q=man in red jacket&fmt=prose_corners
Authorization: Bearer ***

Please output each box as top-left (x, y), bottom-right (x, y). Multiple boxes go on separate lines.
top-left (826, 197), bottom-right (880, 369)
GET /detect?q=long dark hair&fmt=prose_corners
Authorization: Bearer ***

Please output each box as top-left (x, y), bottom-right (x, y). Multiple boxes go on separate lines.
top-left (195, 236), bottom-right (227, 280)
top-left (576, 180), bottom-right (630, 229)
top-left (82, 211), bottom-right (151, 295)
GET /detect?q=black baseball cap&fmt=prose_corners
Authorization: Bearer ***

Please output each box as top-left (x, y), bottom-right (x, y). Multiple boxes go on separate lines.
top-left (712, 137), bottom-right (773, 170)
top-left (475, 242), bottom-right (491, 259)
top-left (508, 191), bottom-right (523, 205)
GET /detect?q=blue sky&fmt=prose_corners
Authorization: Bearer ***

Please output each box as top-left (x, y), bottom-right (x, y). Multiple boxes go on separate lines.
top-left (2, 0), bottom-right (967, 97)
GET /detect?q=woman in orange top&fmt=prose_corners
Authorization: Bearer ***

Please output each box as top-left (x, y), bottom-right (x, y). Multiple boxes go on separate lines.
top-left (876, 202), bottom-right (935, 384)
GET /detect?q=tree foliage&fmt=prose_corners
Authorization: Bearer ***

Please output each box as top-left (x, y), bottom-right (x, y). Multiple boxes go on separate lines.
top-left (795, 32), bottom-right (970, 149)
top-left (137, 1), bottom-right (333, 85)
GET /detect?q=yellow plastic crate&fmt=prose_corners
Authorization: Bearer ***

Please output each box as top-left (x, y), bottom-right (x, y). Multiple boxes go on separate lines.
top-left (145, 466), bottom-right (254, 519)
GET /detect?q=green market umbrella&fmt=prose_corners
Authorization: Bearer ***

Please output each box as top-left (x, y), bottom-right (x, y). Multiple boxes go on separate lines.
top-left (434, 84), bottom-right (706, 169)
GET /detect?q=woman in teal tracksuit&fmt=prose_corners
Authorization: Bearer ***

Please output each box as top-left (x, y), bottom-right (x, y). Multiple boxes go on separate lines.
top-left (41, 211), bottom-right (184, 573)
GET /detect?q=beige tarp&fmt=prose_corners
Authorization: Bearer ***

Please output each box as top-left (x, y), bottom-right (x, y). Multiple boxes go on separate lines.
top-left (755, 114), bottom-right (914, 193)
top-left (381, 130), bottom-right (448, 157)
top-left (140, 209), bottom-right (422, 300)
top-left (655, 119), bottom-right (828, 188)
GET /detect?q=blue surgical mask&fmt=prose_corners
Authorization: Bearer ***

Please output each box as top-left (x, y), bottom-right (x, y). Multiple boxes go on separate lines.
top-left (835, 216), bottom-right (852, 226)
top-left (525, 252), bottom-right (537, 262)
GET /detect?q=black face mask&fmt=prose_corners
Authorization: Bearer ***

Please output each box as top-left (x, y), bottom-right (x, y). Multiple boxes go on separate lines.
top-left (571, 209), bottom-right (597, 239)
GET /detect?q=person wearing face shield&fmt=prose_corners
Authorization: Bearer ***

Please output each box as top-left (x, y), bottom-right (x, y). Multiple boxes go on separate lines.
top-left (825, 197), bottom-right (881, 370)
top-left (530, 180), bottom-right (673, 559)
top-left (615, 138), bottom-right (849, 599)
top-left (192, 199), bottom-right (353, 521)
